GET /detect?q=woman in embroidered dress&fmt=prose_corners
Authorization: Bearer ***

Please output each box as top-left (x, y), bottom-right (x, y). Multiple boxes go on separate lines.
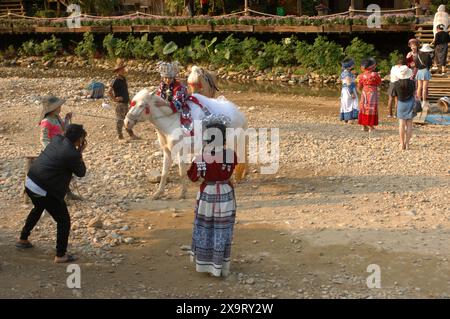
top-left (339, 58), bottom-right (358, 123)
top-left (39, 95), bottom-right (81, 201)
top-left (39, 95), bottom-right (72, 148)
top-left (357, 58), bottom-right (382, 132)
top-left (155, 61), bottom-right (192, 132)
top-left (187, 115), bottom-right (238, 277)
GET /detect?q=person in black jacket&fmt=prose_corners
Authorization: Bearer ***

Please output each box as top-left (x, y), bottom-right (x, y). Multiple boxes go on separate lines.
top-left (16, 124), bottom-right (87, 263)
top-left (431, 24), bottom-right (450, 75)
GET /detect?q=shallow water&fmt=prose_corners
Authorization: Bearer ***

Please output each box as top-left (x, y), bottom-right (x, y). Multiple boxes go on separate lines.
top-left (0, 65), bottom-right (390, 109)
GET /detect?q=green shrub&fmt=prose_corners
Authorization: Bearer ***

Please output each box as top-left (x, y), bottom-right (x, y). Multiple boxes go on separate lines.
top-left (300, 36), bottom-right (343, 75)
top-left (40, 35), bottom-right (62, 55)
top-left (378, 50), bottom-right (404, 77)
top-left (75, 32), bottom-right (96, 58)
top-left (210, 34), bottom-right (241, 66)
top-left (103, 33), bottom-right (118, 59)
top-left (35, 10), bottom-right (56, 18)
top-left (20, 40), bottom-right (39, 56)
top-left (130, 34), bottom-right (153, 59)
top-left (152, 35), bottom-right (167, 60)
top-left (344, 37), bottom-right (376, 69)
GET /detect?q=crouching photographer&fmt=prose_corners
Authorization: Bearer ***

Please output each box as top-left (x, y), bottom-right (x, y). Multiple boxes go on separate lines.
top-left (16, 124), bottom-right (87, 263)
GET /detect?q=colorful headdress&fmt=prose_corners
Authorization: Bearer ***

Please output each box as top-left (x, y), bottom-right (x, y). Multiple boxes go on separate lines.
top-left (202, 113), bottom-right (231, 129)
top-left (156, 61), bottom-right (180, 78)
top-left (361, 57), bottom-right (377, 71)
top-left (341, 58), bottom-right (355, 70)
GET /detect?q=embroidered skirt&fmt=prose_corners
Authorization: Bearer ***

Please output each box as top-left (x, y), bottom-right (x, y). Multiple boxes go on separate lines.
top-left (358, 86), bottom-right (379, 127)
top-left (190, 182), bottom-right (236, 277)
top-left (340, 87), bottom-right (359, 121)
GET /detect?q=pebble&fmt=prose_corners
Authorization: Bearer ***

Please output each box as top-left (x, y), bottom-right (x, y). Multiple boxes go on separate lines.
top-left (88, 217), bottom-right (103, 229)
top-left (246, 278), bottom-right (255, 285)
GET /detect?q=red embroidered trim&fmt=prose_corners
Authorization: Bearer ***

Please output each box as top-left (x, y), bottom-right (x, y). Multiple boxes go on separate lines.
top-left (188, 95), bottom-right (204, 109)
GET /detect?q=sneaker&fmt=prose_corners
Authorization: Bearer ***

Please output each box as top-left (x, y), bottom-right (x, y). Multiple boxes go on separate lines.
top-left (66, 191), bottom-right (83, 201)
top-left (129, 134), bottom-right (141, 140)
top-left (54, 254), bottom-right (77, 264)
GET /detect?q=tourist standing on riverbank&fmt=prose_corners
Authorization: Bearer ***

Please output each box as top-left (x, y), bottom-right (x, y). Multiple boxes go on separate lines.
top-left (407, 38), bottom-right (420, 83)
top-left (433, 4), bottom-right (449, 36)
top-left (357, 58), bottom-right (381, 132)
top-left (339, 58), bottom-right (358, 123)
top-left (415, 44), bottom-right (434, 108)
top-left (108, 59), bottom-right (139, 140)
top-left (431, 24), bottom-right (450, 76)
top-left (392, 66), bottom-right (416, 151)
top-left (387, 58), bottom-right (407, 118)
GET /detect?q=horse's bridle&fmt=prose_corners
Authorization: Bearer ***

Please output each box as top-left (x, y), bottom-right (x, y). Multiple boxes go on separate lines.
top-left (127, 99), bottom-right (179, 130)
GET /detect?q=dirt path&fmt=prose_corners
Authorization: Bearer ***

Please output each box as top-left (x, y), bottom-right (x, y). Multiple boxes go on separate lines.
top-left (0, 66), bottom-right (449, 299)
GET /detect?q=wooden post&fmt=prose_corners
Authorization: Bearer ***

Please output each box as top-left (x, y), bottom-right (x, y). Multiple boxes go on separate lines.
top-left (297, 0), bottom-right (302, 16)
top-left (349, 0), bottom-right (355, 17)
top-left (244, 0), bottom-right (249, 16)
top-left (415, 0), bottom-right (421, 16)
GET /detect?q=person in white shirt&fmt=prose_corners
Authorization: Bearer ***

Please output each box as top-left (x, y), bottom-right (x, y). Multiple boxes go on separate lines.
top-left (387, 57), bottom-right (407, 118)
top-left (433, 5), bottom-right (449, 36)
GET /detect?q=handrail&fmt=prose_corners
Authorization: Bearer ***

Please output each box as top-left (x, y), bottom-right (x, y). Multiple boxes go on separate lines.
top-left (0, 8), bottom-right (421, 24)
top-left (349, 6), bottom-right (418, 14)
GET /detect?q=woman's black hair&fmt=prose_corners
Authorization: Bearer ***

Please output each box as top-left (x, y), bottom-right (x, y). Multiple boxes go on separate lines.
top-left (65, 124), bottom-right (86, 143)
top-left (205, 123), bottom-right (227, 145)
top-left (397, 57), bottom-right (407, 65)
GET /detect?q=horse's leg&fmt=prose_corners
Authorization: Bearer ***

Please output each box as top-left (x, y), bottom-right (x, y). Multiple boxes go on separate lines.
top-left (234, 131), bottom-right (248, 182)
top-left (153, 148), bottom-right (171, 200)
top-left (177, 151), bottom-right (187, 199)
top-left (153, 132), bottom-right (171, 200)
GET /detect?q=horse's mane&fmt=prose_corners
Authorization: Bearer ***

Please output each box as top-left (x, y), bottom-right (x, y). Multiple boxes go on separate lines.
top-left (188, 66), bottom-right (219, 98)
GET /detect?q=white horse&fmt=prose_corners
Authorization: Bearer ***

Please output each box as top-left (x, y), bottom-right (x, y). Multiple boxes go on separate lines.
top-left (187, 65), bottom-right (219, 98)
top-left (124, 89), bottom-right (248, 200)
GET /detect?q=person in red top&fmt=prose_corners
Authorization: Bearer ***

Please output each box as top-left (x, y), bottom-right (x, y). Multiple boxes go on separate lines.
top-left (156, 61), bottom-right (192, 133)
top-left (357, 58), bottom-right (382, 132)
top-left (187, 114), bottom-right (238, 277)
top-left (406, 38), bottom-right (420, 80)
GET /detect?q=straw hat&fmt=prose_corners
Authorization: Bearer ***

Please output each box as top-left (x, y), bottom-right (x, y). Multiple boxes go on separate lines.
top-left (113, 58), bottom-right (126, 72)
top-left (156, 61), bottom-right (180, 78)
top-left (40, 95), bottom-right (65, 120)
top-left (438, 96), bottom-right (450, 113)
top-left (420, 44), bottom-right (434, 53)
top-left (396, 65), bottom-right (413, 80)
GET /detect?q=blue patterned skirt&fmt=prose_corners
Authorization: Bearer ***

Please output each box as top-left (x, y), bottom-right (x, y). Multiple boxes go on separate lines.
top-left (190, 182), bottom-right (236, 277)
